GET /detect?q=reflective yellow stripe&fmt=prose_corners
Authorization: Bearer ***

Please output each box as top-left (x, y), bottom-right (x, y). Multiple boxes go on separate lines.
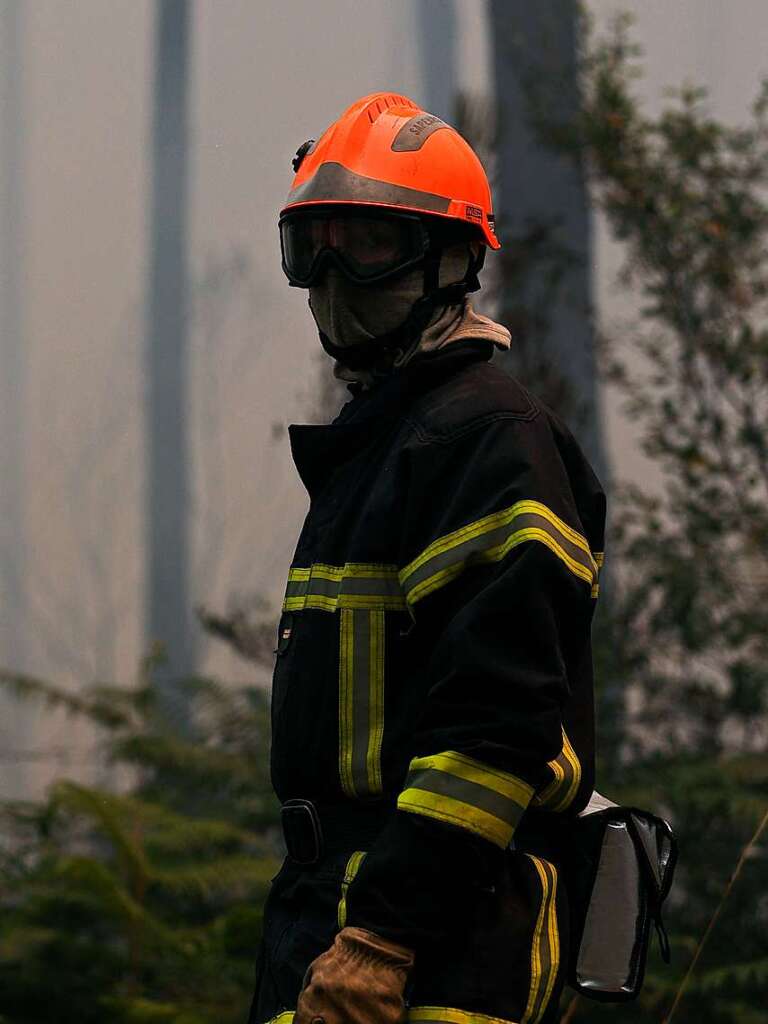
top-left (338, 609), bottom-right (356, 797)
top-left (284, 593), bottom-right (404, 611)
top-left (559, 730), bottom-right (582, 810)
top-left (284, 563), bottom-right (406, 612)
top-left (398, 751), bottom-right (534, 849)
top-left (591, 550), bottom-right (604, 598)
top-left (337, 850), bottom-right (367, 930)
top-left (398, 788), bottom-right (515, 847)
top-left (522, 856), bottom-right (560, 1024)
top-left (403, 499), bottom-right (595, 574)
top-left (288, 567), bottom-right (312, 580)
top-left (524, 858), bottom-right (547, 1024)
top-left (338, 610), bottom-right (386, 799)
top-left (264, 1004), bottom-right (520, 1023)
top-left (367, 611), bottom-right (385, 794)
top-left (532, 727), bottom-right (582, 813)
top-left (399, 499), bottom-right (597, 608)
top-left (407, 528), bottom-right (591, 606)
top-left (541, 861), bottom-right (561, 1016)
top-left (289, 563), bottom-right (400, 580)
top-left (409, 1008), bottom-right (517, 1023)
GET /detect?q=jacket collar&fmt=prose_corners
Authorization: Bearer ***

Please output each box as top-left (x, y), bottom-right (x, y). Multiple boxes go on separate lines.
top-left (337, 337), bottom-right (495, 426)
top-left (289, 339), bottom-right (494, 496)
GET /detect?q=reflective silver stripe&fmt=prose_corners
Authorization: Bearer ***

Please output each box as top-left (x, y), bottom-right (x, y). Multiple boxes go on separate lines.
top-left (391, 114), bottom-right (450, 152)
top-left (339, 609), bottom-right (385, 799)
top-left (402, 765), bottom-right (527, 825)
top-left (284, 564), bottom-right (406, 612)
top-left (398, 751), bottom-right (534, 848)
top-left (285, 161), bottom-right (452, 214)
top-left (285, 574), bottom-right (402, 601)
top-left (399, 500), bottom-right (598, 608)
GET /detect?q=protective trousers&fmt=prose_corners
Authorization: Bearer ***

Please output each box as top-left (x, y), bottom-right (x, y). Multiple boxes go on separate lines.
top-left (248, 840), bottom-right (569, 1024)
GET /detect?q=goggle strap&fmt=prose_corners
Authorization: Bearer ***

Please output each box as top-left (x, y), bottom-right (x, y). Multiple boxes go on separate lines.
top-left (466, 246), bottom-right (485, 293)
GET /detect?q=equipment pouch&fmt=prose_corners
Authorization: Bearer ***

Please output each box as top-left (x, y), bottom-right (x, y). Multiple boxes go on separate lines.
top-left (563, 791), bottom-right (678, 1002)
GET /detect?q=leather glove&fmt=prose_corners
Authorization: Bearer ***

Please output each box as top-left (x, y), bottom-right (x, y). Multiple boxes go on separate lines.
top-left (294, 925), bottom-right (415, 1024)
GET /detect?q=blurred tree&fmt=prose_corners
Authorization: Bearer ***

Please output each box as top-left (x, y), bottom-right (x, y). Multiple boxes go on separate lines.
top-left (145, 0), bottom-right (194, 692)
top-left (540, 11), bottom-right (768, 1022)
top-left (0, 0), bottom-right (28, 797)
top-left (0, 647), bottom-right (280, 1024)
top-left (487, 0), bottom-right (620, 768)
top-left (489, 0), bottom-right (609, 486)
top-left (415, 0), bottom-right (457, 123)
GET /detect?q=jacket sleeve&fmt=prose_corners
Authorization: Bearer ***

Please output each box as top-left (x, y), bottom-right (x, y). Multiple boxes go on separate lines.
top-left (344, 414), bottom-right (600, 951)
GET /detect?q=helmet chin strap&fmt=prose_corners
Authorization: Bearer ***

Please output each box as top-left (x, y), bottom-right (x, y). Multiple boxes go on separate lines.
top-left (313, 243), bottom-right (484, 374)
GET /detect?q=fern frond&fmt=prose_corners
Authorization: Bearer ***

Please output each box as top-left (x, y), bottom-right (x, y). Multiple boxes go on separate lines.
top-left (113, 734), bottom-right (259, 787)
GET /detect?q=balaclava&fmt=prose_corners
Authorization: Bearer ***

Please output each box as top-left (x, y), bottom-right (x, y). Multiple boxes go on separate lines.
top-left (308, 241), bottom-right (511, 388)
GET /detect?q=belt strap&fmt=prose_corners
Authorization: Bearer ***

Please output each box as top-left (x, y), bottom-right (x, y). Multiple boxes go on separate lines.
top-left (281, 798), bottom-right (393, 865)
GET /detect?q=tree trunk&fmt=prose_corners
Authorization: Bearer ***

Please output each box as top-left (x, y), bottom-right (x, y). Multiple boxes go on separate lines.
top-left (489, 0), bottom-right (608, 487)
top-left (415, 0), bottom-right (457, 121)
top-left (0, 0), bottom-right (28, 795)
top-left (144, 0), bottom-right (194, 701)
top-left (490, 1), bottom-right (620, 754)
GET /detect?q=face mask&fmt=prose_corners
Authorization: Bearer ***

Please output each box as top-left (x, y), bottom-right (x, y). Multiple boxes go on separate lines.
top-left (308, 244), bottom-right (474, 353)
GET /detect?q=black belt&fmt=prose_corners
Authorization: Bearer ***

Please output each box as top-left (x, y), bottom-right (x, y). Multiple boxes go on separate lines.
top-left (280, 798), bottom-right (394, 866)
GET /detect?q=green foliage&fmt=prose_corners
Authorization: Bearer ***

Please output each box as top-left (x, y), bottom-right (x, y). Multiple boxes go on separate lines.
top-left (0, 665), bottom-right (280, 1024)
top-left (543, 10), bottom-right (768, 1023)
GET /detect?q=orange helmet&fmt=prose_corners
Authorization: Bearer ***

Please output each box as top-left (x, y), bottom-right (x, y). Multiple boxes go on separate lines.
top-left (281, 92), bottom-right (500, 250)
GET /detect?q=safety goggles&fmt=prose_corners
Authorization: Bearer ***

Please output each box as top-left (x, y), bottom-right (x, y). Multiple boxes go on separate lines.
top-left (279, 209), bottom-right (429, 287)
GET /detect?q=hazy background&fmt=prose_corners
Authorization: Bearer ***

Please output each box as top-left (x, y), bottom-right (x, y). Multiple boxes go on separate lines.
top-left (2, 0), bottom-right (768, 799)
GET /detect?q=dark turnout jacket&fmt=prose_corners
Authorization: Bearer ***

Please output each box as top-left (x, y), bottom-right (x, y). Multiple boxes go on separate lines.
top-left (270, 338), bottom-right (606, 951)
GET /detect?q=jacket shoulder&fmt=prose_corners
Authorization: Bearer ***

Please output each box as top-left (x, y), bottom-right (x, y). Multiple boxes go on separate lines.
top-left (406, 360), bottom-right (539, 443)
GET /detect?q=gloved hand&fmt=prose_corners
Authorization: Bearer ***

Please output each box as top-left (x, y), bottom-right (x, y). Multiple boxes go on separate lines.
top-left (294, 925), bottom-right (415, 1024)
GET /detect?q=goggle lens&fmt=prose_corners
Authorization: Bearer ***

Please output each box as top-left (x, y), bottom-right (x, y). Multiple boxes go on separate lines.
top-left (280, 213), bottom-right (426, 285)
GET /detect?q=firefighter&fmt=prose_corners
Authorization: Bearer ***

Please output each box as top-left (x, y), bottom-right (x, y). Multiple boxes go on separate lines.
top-left (248, 92), bottom-right (606, 1024)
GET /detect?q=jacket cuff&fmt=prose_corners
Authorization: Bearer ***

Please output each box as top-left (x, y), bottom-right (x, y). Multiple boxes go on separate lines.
top-left (397, 750), bottom-right (534, 848)
top-left (344, 810), bottom-right (504, 951)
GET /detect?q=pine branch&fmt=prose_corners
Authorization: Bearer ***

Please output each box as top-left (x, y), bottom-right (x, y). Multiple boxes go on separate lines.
top-left (0, 669), bottom-right (132, 729)
top-left (49, 782), bottom-right (150, 888)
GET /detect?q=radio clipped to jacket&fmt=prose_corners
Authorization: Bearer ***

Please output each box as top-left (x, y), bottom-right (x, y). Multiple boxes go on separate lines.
top-left (563, 791), bottom-right (678, 1002)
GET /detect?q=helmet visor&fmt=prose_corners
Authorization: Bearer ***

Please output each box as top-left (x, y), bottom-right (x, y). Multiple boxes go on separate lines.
top-left (280, 210), bottom-right (428, 286)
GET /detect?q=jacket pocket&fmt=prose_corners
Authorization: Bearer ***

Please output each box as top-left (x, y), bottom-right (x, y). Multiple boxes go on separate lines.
top-left (271, 613), bottom-right (296, 738)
